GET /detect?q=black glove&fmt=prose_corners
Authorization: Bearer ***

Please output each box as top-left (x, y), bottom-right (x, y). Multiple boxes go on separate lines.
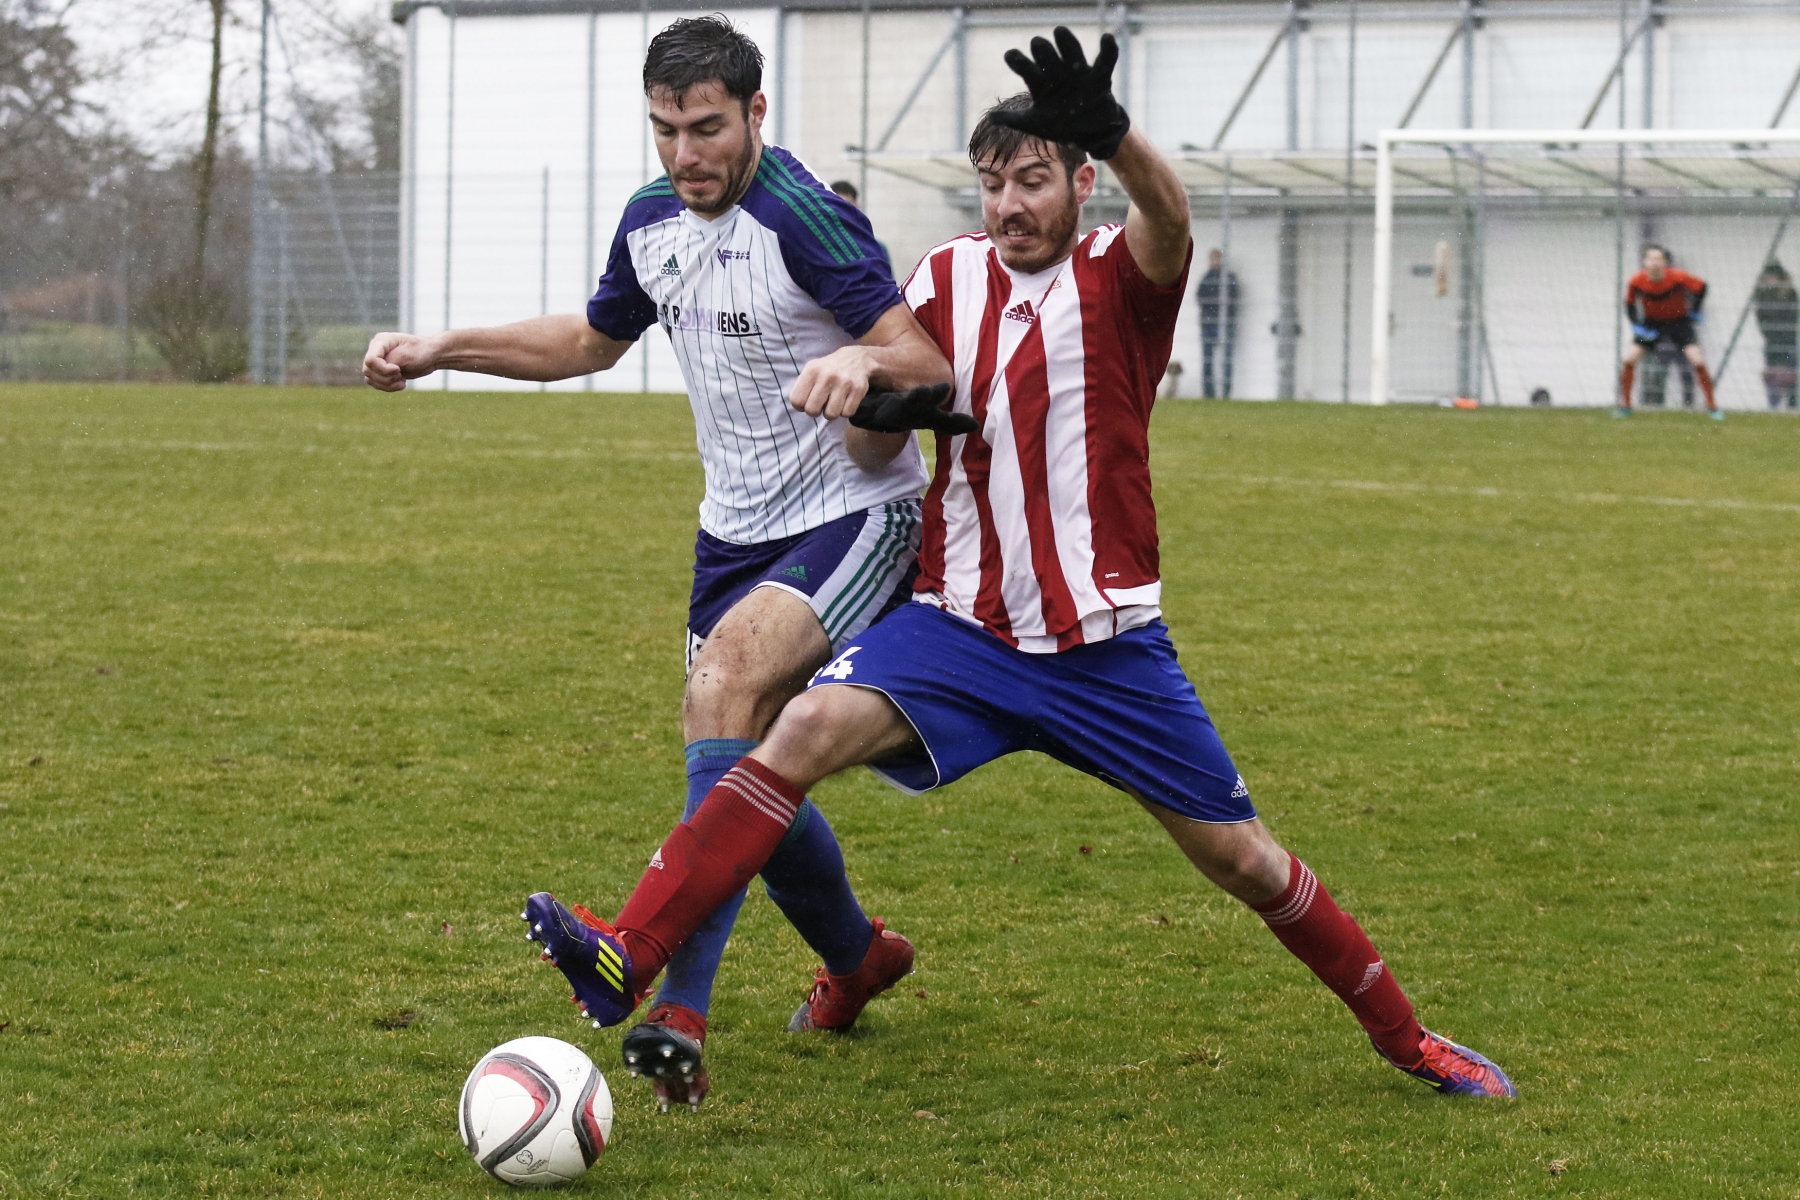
top-left (847, 383), bottom-right (977, 436)
top-left (993, 26), bottom-right (1131, 161)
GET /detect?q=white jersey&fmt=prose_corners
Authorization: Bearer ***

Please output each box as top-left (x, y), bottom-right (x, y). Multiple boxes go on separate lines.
top-left (588, 146), bottom-right (928, 545)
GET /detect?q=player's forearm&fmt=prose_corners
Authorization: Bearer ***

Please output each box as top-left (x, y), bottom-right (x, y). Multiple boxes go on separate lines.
top-left (792, 306), bottom-right (953, 423)
top-left (1111, 129), bottom-right (1192, 287)
top-left (860, 327), bottom-right (954, 394)
top-left (429, 315), bottom-right (629, 381)
top-left (1110, 130), bottom-right (1187, 227)
top-left (844, 334), bottom-right (944, 471)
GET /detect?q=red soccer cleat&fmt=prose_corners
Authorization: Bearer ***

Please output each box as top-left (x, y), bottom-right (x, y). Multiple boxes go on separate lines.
top-left (787, 918), bottom-right (915, 1032)
top-left (620, 1002), bottom-right (711, 1113)
top-left (1376, 1028), bottom-right (1517, 1098)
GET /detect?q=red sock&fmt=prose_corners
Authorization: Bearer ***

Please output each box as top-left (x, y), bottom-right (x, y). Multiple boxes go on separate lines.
top-left (1250, 853), bottom-right (1424, 1066)
top-left (1619, 362), bottom-right (1636, 408)
top-left (614, 758), bottom-right (804, 994)
top-left (1696, 364), bottom-right (1717, 411)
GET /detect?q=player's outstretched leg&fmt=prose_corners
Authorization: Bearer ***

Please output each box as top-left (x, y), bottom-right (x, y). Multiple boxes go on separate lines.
top-left (525, 752), bottom-right (810, 1035)
top-left (787, 917), bottom-right (915, 1032)
top-left (620, 739), bottom-right (755, 1113)
top-left (624, 748), bottom-right (884, 1110)
top-left (626, 821), bottom-right (887, 1108)
top-left (648, 740), bottom-right (760, 1023)
top-left (614, 758), bottom-right (811, 1006)
top-left (1150, 807), bottom-right (1514, 1098)
top-left (1245, 850), bottom-right (1516, 1098)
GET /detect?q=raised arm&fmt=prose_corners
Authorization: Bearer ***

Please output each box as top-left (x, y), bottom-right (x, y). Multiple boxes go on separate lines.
top-left (362, 315), bottom-right (632, 392)
top-left (1111, 129), bottom-right (1192, 288)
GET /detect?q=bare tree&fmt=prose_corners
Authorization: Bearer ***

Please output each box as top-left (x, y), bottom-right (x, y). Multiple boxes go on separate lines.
top-left (192, 0), bottom-right (226, 279)
top-left (6, 0), bottom-right (398, 379)
top-left (343, 12), bottom-right (400, 173)
top-left (0, 0), bottom-right (106, 206)
top-left (133, 0), bottom-right (247, 382)
top-left (280, 7), bottom-right (399, 173)
top-left (0, 0), bottom-right (138, 339)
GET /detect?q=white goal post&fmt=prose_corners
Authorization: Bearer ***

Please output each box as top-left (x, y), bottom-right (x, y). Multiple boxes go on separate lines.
top-left (1370, 128), bottom-right (1800, 407)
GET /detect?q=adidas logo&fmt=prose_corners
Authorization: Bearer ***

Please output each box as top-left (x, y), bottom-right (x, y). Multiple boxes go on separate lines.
top-left (648, 847), bottom-right (664, 870)
top-left (659, 255), bottom-right (681, 277)
top-left (1230, 774), bottom-right (1250, 800)
top-left (1003, 300), bottom-right (1037, 324)
top-left (780, 564), bottom-right (808, 581)
top-left (1353, 960), bottom-right (1385, 996)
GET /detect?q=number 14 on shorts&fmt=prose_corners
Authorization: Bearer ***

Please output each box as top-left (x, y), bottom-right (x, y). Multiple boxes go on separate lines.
top-left (814, 647), bottom-right (862, 682)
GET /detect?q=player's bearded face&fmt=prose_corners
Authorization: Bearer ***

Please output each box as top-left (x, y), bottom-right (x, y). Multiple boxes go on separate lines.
top-left (649, 83), bottom-right (765, 218)
top-left (977, 147), bottom-right (1091, 274)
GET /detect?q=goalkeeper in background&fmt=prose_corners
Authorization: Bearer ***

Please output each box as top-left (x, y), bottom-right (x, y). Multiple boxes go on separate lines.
top-left (1618, 244), bottom-right (1721, 420)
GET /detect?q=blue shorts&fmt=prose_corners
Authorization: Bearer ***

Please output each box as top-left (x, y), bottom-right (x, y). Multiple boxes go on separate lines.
top-left (687, 500), bottom-right (921, 669)
top-left (807, 602), bottom-right (1255, 824)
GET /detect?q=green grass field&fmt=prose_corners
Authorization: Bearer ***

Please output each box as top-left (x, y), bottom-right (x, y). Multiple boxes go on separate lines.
top-left (2, 384), bottom-right (1796, 1198)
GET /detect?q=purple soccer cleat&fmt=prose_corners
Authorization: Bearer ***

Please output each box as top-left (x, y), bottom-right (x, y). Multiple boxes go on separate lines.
top-left (522, 892), bottom-right (639, 1028)
top-left (1376, 1029), bottom-right (1517, 1098)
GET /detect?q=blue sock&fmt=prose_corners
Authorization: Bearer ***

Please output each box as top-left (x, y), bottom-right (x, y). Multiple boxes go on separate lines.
top-left (652, 739), bottom-right (757, 1017)
top-left (761, 802), bottom-right (876, 977)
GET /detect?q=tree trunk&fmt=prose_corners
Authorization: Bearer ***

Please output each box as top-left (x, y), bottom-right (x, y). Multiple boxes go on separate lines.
top-left (193, 0), bottom-right (227, 280)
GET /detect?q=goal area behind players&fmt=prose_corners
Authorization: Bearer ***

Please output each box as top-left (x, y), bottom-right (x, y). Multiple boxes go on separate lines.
top-left (1369, 129), bottom-right (1800, 410)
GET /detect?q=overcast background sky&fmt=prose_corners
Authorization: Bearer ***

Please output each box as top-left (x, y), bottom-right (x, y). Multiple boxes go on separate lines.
top-left (66, 0), bottom-right (390, 164)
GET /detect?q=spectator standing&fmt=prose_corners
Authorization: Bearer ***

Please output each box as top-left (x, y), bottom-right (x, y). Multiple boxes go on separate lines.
top-left (1753, 259), bottom-right (1798, 410)
top-left (1195, 247), bottom-right (1240, 398)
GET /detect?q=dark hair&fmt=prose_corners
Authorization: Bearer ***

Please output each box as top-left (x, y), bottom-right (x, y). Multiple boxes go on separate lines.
top-left (644, 15), bottom-right (763, 111)
top-left (1643, 243), bottom-right (1672, 263)
top-left (829, 179), bottom-right (859, 202)
top-left (968, 93), bottom-right (1087, 177)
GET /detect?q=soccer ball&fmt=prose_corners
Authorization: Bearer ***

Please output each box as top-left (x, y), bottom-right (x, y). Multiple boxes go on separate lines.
top-left (459, 1036), bottom-right (613, 1187)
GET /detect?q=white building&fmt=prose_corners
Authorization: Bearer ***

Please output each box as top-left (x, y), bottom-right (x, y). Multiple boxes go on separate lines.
top-left (396, 0), bottom-right (1800, 406)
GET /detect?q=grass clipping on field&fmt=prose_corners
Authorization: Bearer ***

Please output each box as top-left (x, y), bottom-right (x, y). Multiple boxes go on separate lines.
top-left (0, 384), bottom-right (1796, 1198)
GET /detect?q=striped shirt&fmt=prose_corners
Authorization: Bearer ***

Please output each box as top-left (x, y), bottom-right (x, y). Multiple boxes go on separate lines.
top-left (588, 146), bottom-right (928, 545)
top-left (904, 225), bottom-right (1190, 653)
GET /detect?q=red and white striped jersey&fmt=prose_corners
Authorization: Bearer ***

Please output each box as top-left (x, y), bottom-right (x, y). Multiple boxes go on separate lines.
top-left (903, 224), bottom-right (1191, 653)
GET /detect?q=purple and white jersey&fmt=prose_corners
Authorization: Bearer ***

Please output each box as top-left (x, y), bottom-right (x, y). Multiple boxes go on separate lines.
top-left (588, 146), bottom-right (928, 545)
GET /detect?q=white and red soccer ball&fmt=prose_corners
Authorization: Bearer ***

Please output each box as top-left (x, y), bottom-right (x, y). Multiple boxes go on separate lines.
top-left (459, 1036), bottom-right (613, 1187)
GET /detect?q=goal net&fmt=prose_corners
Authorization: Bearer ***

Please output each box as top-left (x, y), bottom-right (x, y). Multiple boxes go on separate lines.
top-left (1371, 130), bottom-right (1800, 411)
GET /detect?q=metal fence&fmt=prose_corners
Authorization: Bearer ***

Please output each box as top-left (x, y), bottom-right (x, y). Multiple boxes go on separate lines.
top-left (250, 170), bottom-right (402, 386)
top-left (0, 169), bottom-right (398, 386)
